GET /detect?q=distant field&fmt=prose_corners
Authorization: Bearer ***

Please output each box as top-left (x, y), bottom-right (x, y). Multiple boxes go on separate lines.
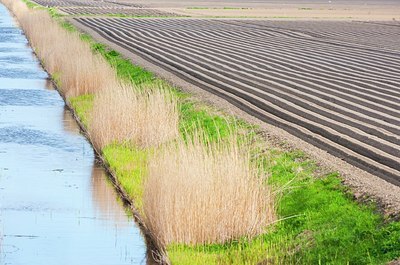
top-left (31, 0), bottom-right (183, 16)
top-left (74, 18), bottom-right (400, 186)
top-left (105, 0), bottom-right (400, 8)
top-left (31, 0), bottom-right (123, 7)
top-left (31, 0), bottom-right (400, 20)
top-left (106, 0), bottom-right (400, 20)
top-left (59, 7), bottom-right (181, 16)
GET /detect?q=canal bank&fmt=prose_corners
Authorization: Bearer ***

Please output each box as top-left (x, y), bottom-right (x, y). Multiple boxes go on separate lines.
top-left (0, 4), bottom-right (149, 264)
top-left (3, 0), bottom-right (400, 263)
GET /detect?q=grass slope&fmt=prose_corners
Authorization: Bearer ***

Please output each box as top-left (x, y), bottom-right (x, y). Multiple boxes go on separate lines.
top-left (166, 152), bottom-right (400, 264)
top-left (31, 4), bottom-right (400, 264)
top-left (71, 91), bottom-right (400, 264)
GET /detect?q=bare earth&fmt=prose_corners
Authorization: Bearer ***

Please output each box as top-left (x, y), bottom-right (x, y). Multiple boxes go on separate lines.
top-left (116, 0), bottom-right (400, 20)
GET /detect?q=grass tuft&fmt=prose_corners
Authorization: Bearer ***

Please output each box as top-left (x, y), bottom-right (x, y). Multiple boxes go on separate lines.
top-left (4, 0), bottom-right (116, 98)
top-left (88, 84), bottom-right (179, 150)
top-left (88, 83), bottom-right (179, 151)
top-left (143, 134), bottom-right (275, 247)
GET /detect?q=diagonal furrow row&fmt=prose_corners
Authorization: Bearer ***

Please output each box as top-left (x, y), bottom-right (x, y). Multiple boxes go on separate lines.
top-left (59, 7), bottom-right (179, 16)
top-left (113, 19), bottom-right (400, 70)
top-left (90, 18), bottom-right (400, 115)
top-left (107, 19), bottom-right (400, 90)
top-left (221, 20), bottom-right (400, 52)
top-left (74, 18), bottom-right (400, 185)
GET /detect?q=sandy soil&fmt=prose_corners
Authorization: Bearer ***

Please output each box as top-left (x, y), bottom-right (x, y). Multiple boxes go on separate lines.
top-left (170, 7), bottom-right (400, 21)
top-left (112, 0), bottom-right (400, 20)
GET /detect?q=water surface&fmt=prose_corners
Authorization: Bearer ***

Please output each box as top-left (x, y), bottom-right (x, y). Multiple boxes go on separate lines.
top-left (0, 4), bottom-right (148, 265)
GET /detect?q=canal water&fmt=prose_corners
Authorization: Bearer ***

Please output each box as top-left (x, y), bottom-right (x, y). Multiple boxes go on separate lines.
top-left (0, 4), bottom-right (149, 265)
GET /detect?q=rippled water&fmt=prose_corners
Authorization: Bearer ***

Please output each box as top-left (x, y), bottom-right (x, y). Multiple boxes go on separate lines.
top-left (0, 4), bottom-right (149, 265)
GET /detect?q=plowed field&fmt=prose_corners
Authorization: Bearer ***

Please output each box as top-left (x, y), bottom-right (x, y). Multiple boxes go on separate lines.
top-left (74, 18), bottom-right (400, 186)
top-left (31, 0), bottom-right (122, 7)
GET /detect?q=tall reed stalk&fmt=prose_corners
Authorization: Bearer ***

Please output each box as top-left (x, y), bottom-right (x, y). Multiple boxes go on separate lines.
top-left (89, 83), bottom-right (179, 150)
top-left (143, 135), bottom-right (275, 247)
top-left (4, 0), bottom-right (277, 255)
top-left (2, 0), bottom-right (116, 98)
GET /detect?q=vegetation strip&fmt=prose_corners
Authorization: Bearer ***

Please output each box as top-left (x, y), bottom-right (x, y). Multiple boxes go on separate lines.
top-left (4, 0), bottom-right (400, 264)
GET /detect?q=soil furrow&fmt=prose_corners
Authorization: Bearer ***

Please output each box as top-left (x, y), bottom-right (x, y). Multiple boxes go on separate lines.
top-left (73, 18), bottom-right (400, 186)
top-left (77, 19), bottom-right (400, 172)
top-left (86, 18), bottom-right (400, 120)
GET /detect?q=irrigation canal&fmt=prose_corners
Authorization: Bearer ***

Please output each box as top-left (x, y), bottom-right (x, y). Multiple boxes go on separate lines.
top-left (0, 4), bottom-right (149, 264)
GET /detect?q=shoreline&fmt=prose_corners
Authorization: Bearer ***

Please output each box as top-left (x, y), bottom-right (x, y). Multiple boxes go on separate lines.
top-left (2, 3), bottom-right (167, 262)
top-left (64, 101), bottom-right (166, 262)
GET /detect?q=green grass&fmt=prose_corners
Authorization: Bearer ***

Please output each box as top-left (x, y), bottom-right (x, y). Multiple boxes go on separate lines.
top-left (22, 0), bottom-right (63, 18)
top-left (30, 4), bottom-right (400, 264)
top-left (22, 0), bottom-right (43, 9)
top-left (167, 152), bottom-right (400, 264)
top-left (102, 145), bottom-right (148, 214)
top-left (68, 94), bottom-right (400, 263)
top-left (71, 35), bottom-right (240, 142)
top-left (90, 42), bottom-right (155, 85)
top-left (167, 228), bottom-right (287, 265)
top-left (68, 95), bottom-right (149, 213)
top-left (186, 7), bottom-right (212, 10)
top-left (179, 101), bottom-right (237, 142)
top-left (222, 7), bottom-right (250, 10)
top-left (68, 94), bottom-right (93, 128)
top-left (66, 87), bottom-right (400, 264)
top-left (267, 152), bottom-right (398, 264)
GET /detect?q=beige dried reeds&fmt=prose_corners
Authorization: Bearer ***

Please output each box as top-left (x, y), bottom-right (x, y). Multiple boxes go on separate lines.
top-left (59, 53), bottom-right (117, 98)
top-left (2, 0), bottom-right (26, 17)
top-left (88, 83), bottom-right (179, 150)
top-left (3, 0), bottom-right (276, 251)
top-left (143, 136), bottom-right (275, 247)
top-left (2, 0), bottom-right (116, 98)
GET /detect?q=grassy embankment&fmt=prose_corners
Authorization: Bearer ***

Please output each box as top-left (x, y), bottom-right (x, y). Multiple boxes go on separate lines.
top-left (7, 1), bottom-right (400, 264)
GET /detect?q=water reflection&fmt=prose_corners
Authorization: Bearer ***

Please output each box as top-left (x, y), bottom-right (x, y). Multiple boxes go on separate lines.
top-left (62, 107), bottom-right (81, 136)
top-left (91, 165), bottom-right (129, 227)
top-left (45, 77), bottom-right (55, 90)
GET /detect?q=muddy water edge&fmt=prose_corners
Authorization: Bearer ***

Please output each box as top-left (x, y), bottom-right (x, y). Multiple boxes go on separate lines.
top-left (0, 4), bottom-right (154, 264)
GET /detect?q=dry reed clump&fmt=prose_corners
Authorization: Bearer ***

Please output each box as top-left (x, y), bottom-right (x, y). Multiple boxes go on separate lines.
top-left (143, 136), bottom-right (275, 247)
top-left (1, 0), bottom-right (116, 98)
top-left (1, 0), bottom-right (26, 17)
top-left (88, 84), bottom-right (179, 151)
